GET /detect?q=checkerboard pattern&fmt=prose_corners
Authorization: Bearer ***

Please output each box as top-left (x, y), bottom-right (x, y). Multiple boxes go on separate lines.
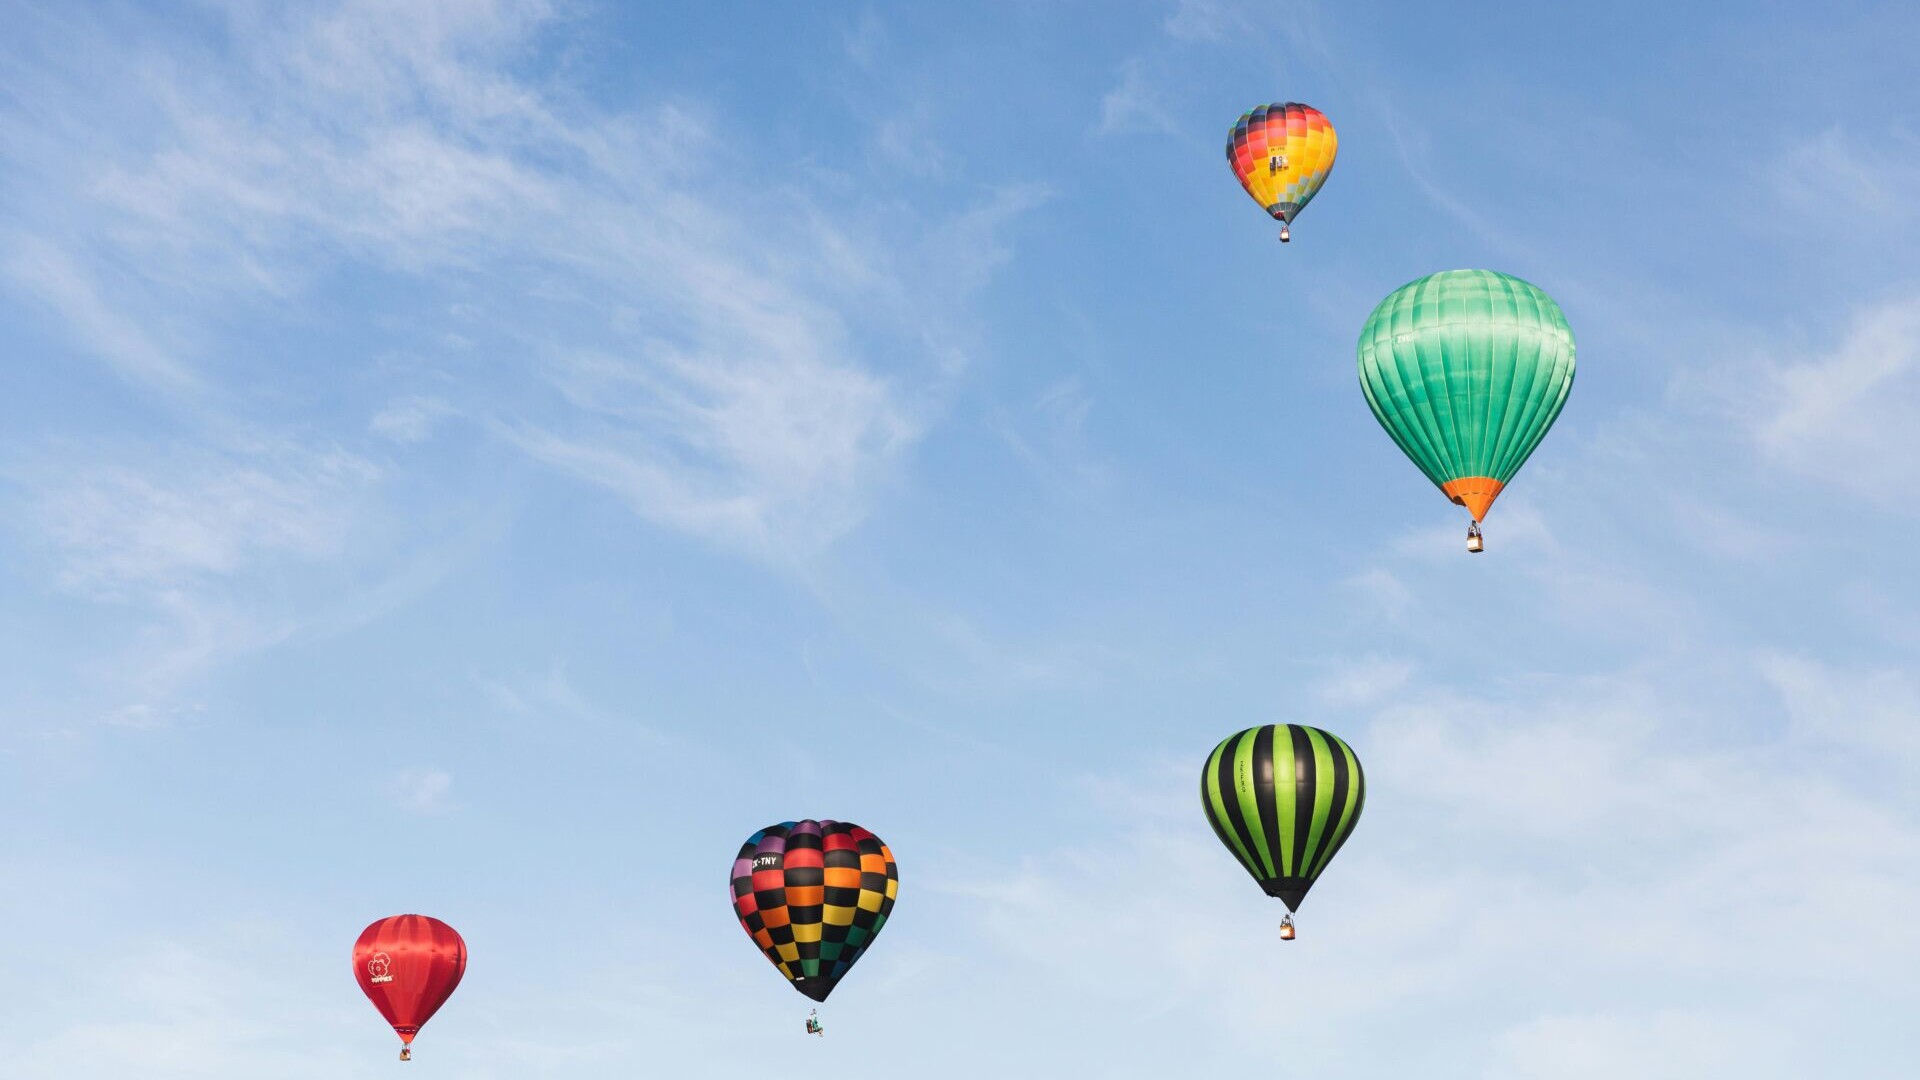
top-left (1226, 102), bottom-right (1338, 225)
top-left (730, 820), bottom-right (899, 1003)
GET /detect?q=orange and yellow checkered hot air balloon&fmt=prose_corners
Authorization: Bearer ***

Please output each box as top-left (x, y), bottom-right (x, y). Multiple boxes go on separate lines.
top-left (1226, 103), bottom-right (1337, 242)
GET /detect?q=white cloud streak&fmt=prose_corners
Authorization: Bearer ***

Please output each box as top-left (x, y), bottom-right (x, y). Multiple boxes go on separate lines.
top-left (4, 0), bottom-right (1036, 569)
top-left (20, 442), bottom-right (376, 597)
top-left (388, 766), bottom-right (454, 813)
top-left (1745, 293), bottom-right (1920, 501)
top-left (1098, 60), bottom-right (1177, 136)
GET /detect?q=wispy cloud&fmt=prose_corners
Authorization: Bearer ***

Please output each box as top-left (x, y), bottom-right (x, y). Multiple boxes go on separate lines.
top-left (476, 659), bottom-right (668, 743)
top-left (1489, 1010), bottom-right (1799, 1080)
top-left (369, 395), bottom-right (456, 444)
top-left (1743, 292), bottom-right (1920, 502)
top-left (0, 938), bottom-right (360, 1079)
top-left (509, 328), bottom-right (920, 559)
top-left (1773, 126), bottom-right (1920, 226)
top-left (3, 0), bottom-right (1039, 570)
top-left (388, 766), bottom-right (454, 813)
top-left (1760, 651), bottom-right (1920, 767)
top-left (19, 441), bottom-right (375, 597)
top-left (0, 0), bottom-right (1047, 727)
top-left (991, 376), bottom-right (1111, 494)
top-left (1312, 654), bottom-right (1413, 706)
top-left (1163, 0), bottom-right (1252, 43)
top-left (2, 237), bottom-right (198, 392)
top-left (1098, 60), bottom-right (1177, 136)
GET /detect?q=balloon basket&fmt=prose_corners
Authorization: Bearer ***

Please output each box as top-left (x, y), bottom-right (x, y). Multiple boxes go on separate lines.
top-left (399, 1048), bottom-right (412, 1062)
top-left (1466, 523), bottom-right (1484, 553)
top-left (1279, 915), bottom-right (1297, 941)
top-left (1278, 225), bottom-right (1291, 243)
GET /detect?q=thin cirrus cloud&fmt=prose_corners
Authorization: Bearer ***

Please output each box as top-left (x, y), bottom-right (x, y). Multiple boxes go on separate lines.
top-left (1099, 59), bottom-right (1180, 137)
top-left (2, 238), bottom-right (198, 393)
top-left (1772, 126), bottom-right (1920, 225)
top-left (388, 767), bottom-right (454, 813)
top-left (2, 0), bottom-right (1034, 572)
top-left (0, 0), bottom-right (1045, 728)
top-left (20, 442), bottom-right (376, 598)
top-left (1747, 292), bottom-right (1920, 501)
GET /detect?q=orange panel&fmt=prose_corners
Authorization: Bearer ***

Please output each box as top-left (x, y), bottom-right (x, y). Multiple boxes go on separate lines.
top-left (1440, 476), bottom-right (1505, 522)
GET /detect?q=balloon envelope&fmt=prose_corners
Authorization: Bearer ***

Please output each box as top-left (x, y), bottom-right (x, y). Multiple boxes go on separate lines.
top-left (1227, 103), bottom-right (1337, 226)
top-left (1357, 269), bottom-right (1577, 522)
top-left (353, 914), bottom-right (466, 1047)
top-left (730, 820), bottom-right (898, 1002)
top-left (1201, 725), bottom-right (1366, 912)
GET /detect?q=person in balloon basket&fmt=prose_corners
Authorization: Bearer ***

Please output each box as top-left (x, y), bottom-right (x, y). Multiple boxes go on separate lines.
top-left (806, 1009), bottom-right (824, 1037)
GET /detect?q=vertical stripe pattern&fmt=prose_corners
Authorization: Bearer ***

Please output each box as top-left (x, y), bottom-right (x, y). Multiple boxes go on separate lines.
top-left (1200, 725), bottom-right (1367, 912)
top-left (1357, 269), bottom-right (1577, 521)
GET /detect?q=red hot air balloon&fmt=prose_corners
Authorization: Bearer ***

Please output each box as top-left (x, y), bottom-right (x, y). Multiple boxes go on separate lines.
top-left (353, 914), bottom-right (467, 1061)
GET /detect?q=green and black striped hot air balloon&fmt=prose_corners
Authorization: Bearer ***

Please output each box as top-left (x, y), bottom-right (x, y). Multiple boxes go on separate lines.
top-left (1201, 725), bottom-right (1365, 934)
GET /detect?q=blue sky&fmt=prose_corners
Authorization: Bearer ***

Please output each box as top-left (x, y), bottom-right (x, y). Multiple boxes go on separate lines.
top-left (3, 1), bottom-right (1918, 1076)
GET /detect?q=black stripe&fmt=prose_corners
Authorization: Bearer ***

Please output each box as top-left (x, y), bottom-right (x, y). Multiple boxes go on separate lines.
top-left (1199, 748), bottom-right (1240, 859)
top-left (1215, 729), bottom-right (1263, 877)
top-left (1317, 740), bottom-right (1367, 873)
top-left (1308, 728), bottom-right (1350, 877)
top-left (1289, 724), bottom-right (1314, 878)
top-left (1252, 725), bottom-right (1283, 879)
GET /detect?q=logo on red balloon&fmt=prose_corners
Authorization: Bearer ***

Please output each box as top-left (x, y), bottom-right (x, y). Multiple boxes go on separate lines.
top-left (367, 952), bottom-right (394, 984)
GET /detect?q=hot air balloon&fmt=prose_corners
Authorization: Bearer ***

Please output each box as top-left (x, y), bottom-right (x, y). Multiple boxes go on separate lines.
top-left (1357, 269), bottom-right (1576, 552)
top-left (730, 820), bottom-right (898, 1027)
top-left (1226, 102), bottom-right (1337, 242)
top-left (1201, 725), bottom-right (1365, 939)
top-left (353, 914), bottom-right (466, 1061)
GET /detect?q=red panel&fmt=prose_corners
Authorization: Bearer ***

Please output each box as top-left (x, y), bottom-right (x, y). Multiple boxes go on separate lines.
top-left (353, 914), bottom-right (466, 1048)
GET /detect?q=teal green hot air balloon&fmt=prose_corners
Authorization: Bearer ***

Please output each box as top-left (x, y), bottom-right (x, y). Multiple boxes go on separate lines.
top-left (1357, 269), bottom-right (1576, 552)
top-left (1201, 725), bottom-right (1365, 939)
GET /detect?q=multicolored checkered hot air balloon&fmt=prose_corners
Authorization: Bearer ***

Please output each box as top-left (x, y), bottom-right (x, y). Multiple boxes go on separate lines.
top-left (1226, 102), bottom-right (1337, 242)
top-left (1357, 269), bottom-right (1577, 552)
top-left (730, 820), bottom-right (898, 1015)
top-left (1202, 725), bottom-right (1366, 939)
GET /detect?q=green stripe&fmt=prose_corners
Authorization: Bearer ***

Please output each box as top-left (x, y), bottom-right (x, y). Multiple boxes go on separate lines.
top-left (1204, 735), bottom-right (1260, 877)
top-left (1301, 728), bottom-right (1335, 872)
top-left (1233, 729), bottom-right (1276, 878)
top-left (1357, 269), bottom-right (1576, 495)
top-left (1310, 735), bottom-right (1364, 878)
top-left (1272, 725), bottom-right (1298, 877)
top-left (1203, 724), bottom-right (1369, 902)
